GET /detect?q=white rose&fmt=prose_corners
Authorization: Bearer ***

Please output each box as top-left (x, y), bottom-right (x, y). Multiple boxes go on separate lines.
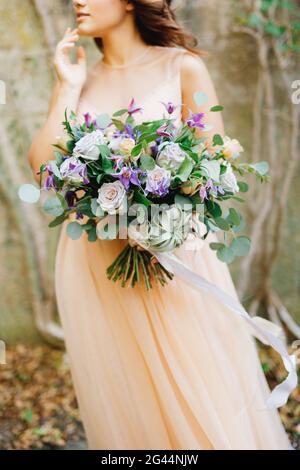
top-left (220, 163), bottom-right (239, 193)
top-left (73, 129), bottom-right (106, 161)
top-left (97, 180), bottom-right (127, 215)
top-left (156, 142), bottom-right (188, 173)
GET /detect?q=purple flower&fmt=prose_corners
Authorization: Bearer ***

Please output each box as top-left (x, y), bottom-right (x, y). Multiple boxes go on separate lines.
top-left (111, 165), bottom-right (144, 191)
top-left (186, 112), bottom-right (205, 130)
top-left (60, 156), bottom-right (90, 185)
top-left (83, 112), bottom-right (93, 128)
top-left (144, 167), bottom-right (171, 197)
top-left (65, 190), bottom-right (77, 208)
top-left (156, 123), bottom-right (173, 138)
top-left (43, 163), bottom-right (58, 191)
top-left (199, 185), bottom-right (207, 202)
top-left (199, 178), bottom-right (217, 201)
top-left (44, 174), bottom-right (57, 191)
top-left (160, 101), bottom-right (177, 114)
top-left (127, 98), bottom-right (143, 116)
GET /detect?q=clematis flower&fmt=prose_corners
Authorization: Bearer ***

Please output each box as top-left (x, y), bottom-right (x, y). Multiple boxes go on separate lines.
top-left (186, 111), bottom-right (205, 130)
top-left (199, 178), bottom-right (215, 202)
top-left (160, 101), bottom-right (178, 115)
top-left (83, 112), bottom-right (93, 128)
top-left (156, 123), bottom-right (173, 138)
top-left (111, 165), bottom-right (144, 191)
top-left (127, 98), bottom-right (143, 115)
top-left (60, 156), bottom-right (90, 185)
top-left (43, 163), bottom-right (58, 191)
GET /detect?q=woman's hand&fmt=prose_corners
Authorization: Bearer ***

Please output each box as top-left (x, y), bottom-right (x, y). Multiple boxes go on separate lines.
top-left (53, 27), bottom-right (87, 90)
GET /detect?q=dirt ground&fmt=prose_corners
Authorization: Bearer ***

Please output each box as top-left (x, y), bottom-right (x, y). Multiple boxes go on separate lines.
top-left (0, 343), bottom-right (299, 450)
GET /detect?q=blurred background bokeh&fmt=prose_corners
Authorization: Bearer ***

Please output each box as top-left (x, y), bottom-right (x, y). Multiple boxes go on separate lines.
top-left (0, 0), bottom-right (299, 450)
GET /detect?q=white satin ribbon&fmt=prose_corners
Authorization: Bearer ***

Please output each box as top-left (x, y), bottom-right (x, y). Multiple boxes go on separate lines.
top-left (136, 244), bottom-right (298, 410)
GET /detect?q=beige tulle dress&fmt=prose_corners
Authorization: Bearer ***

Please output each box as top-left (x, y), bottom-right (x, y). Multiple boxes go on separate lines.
top-left (54, 46), bottom-right (292, 450)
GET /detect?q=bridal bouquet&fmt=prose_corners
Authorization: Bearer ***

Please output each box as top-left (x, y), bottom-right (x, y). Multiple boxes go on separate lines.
top-left (19, 95), bottom-right (268, 289)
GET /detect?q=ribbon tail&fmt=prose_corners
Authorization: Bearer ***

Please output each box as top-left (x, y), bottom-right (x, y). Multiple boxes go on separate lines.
top-left (144, 248), bottom-right (298, 410)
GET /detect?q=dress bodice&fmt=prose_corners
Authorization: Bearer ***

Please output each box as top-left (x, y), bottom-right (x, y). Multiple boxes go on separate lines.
top-left (76, 45), bottom-right (191, 128)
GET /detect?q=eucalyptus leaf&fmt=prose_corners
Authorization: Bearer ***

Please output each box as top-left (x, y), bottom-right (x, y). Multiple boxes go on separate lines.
top-left (215, 217), bottom-right (230, 231)
top-left (217, 246), bottom-right (235, 263)
top-left (249, 161), bottom-right (269, 176)
top-left (231, 236), bottom-right (251, 257)
top-left (66, 221), bottom-right (83, 240)
top-left (43, 196), bottom-right (64, 217)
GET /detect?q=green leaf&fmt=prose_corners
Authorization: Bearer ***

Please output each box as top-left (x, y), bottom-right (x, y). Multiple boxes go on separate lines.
top-left (227, 207), bottom-right (241, 226)
top-left (133, 190), bottom-right (152, 207)
top-left (217, 246), bottom-right (235, 263)
top-left (43, 196), bottom-right (64, 217)
top-left (174, 194), bottom-right (193, 210)
top-left (18, 184), bottom-right (40, 203)
top-left (175, 157), bottom-right (194, 182)
top-left (66, 221), bottom-right (83, 240)
top-left (48, 213), bottom-right (68, 228)
top-left (249, 161), bottom-right (269, 176)
top-left (237, 181), bottom-right (249, 192)
top-left (210, 105), bottom-right (224, 112)
top-left (206, 200), bottom-right (222, 218)
top-left (113, 108), bottom-right (128, 117)
top-left (98, 144), bottom-right (111, 158)
top-left (231, 236), bottom-right (251, 257)
top-left (215, 217), bottom-right (230, 231)
top-left (140, 154), bottom-right (156, 170)
top-left (87, 225), bottom-right (98, 242)
top-left (131, 143), bottom-right (143, 157)
top-left (91, 198), bottom-right (106, 217)
top-left (209, 242), bottom-right (225, 251)
top-left (213, 134), bottom-right (224, 146)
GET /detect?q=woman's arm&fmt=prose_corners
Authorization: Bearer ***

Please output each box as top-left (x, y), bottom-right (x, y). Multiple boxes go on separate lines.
top-left (180, 53), bottom-right (225, 140)
top-left (28, 27), bottom-right (86, 184)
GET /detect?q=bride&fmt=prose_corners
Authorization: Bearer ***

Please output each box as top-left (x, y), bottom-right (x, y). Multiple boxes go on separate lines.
top-left (28, 0), bottom-right (293, 450)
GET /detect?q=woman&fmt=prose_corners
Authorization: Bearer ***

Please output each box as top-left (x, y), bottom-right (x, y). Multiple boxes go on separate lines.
top-left (28, 0), bottom-right (292, 450)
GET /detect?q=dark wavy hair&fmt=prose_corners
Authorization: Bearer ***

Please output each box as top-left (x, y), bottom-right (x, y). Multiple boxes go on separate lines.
top-left (94, 0), bottom-right (206, 57)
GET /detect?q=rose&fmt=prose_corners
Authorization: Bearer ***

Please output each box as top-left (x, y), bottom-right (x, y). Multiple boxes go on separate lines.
top-left (144, 166), bottom-right (171, 197)
top-left (108, 136), bottom-right (136, 156)
top-left (156, 142), bottom-right (188, 174)
top-left (220, 163), bottom-right (239, 193)
top-left (73, 129), bottom-right (106, 161)
top-left (119, 138), bottom-right (136, 156)
top-left (222, 137), bottom-right (244, 160)
top-left (97, 180), bottom-right (127, 215)
top-left (60, 156), bottom-right (89, 184)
